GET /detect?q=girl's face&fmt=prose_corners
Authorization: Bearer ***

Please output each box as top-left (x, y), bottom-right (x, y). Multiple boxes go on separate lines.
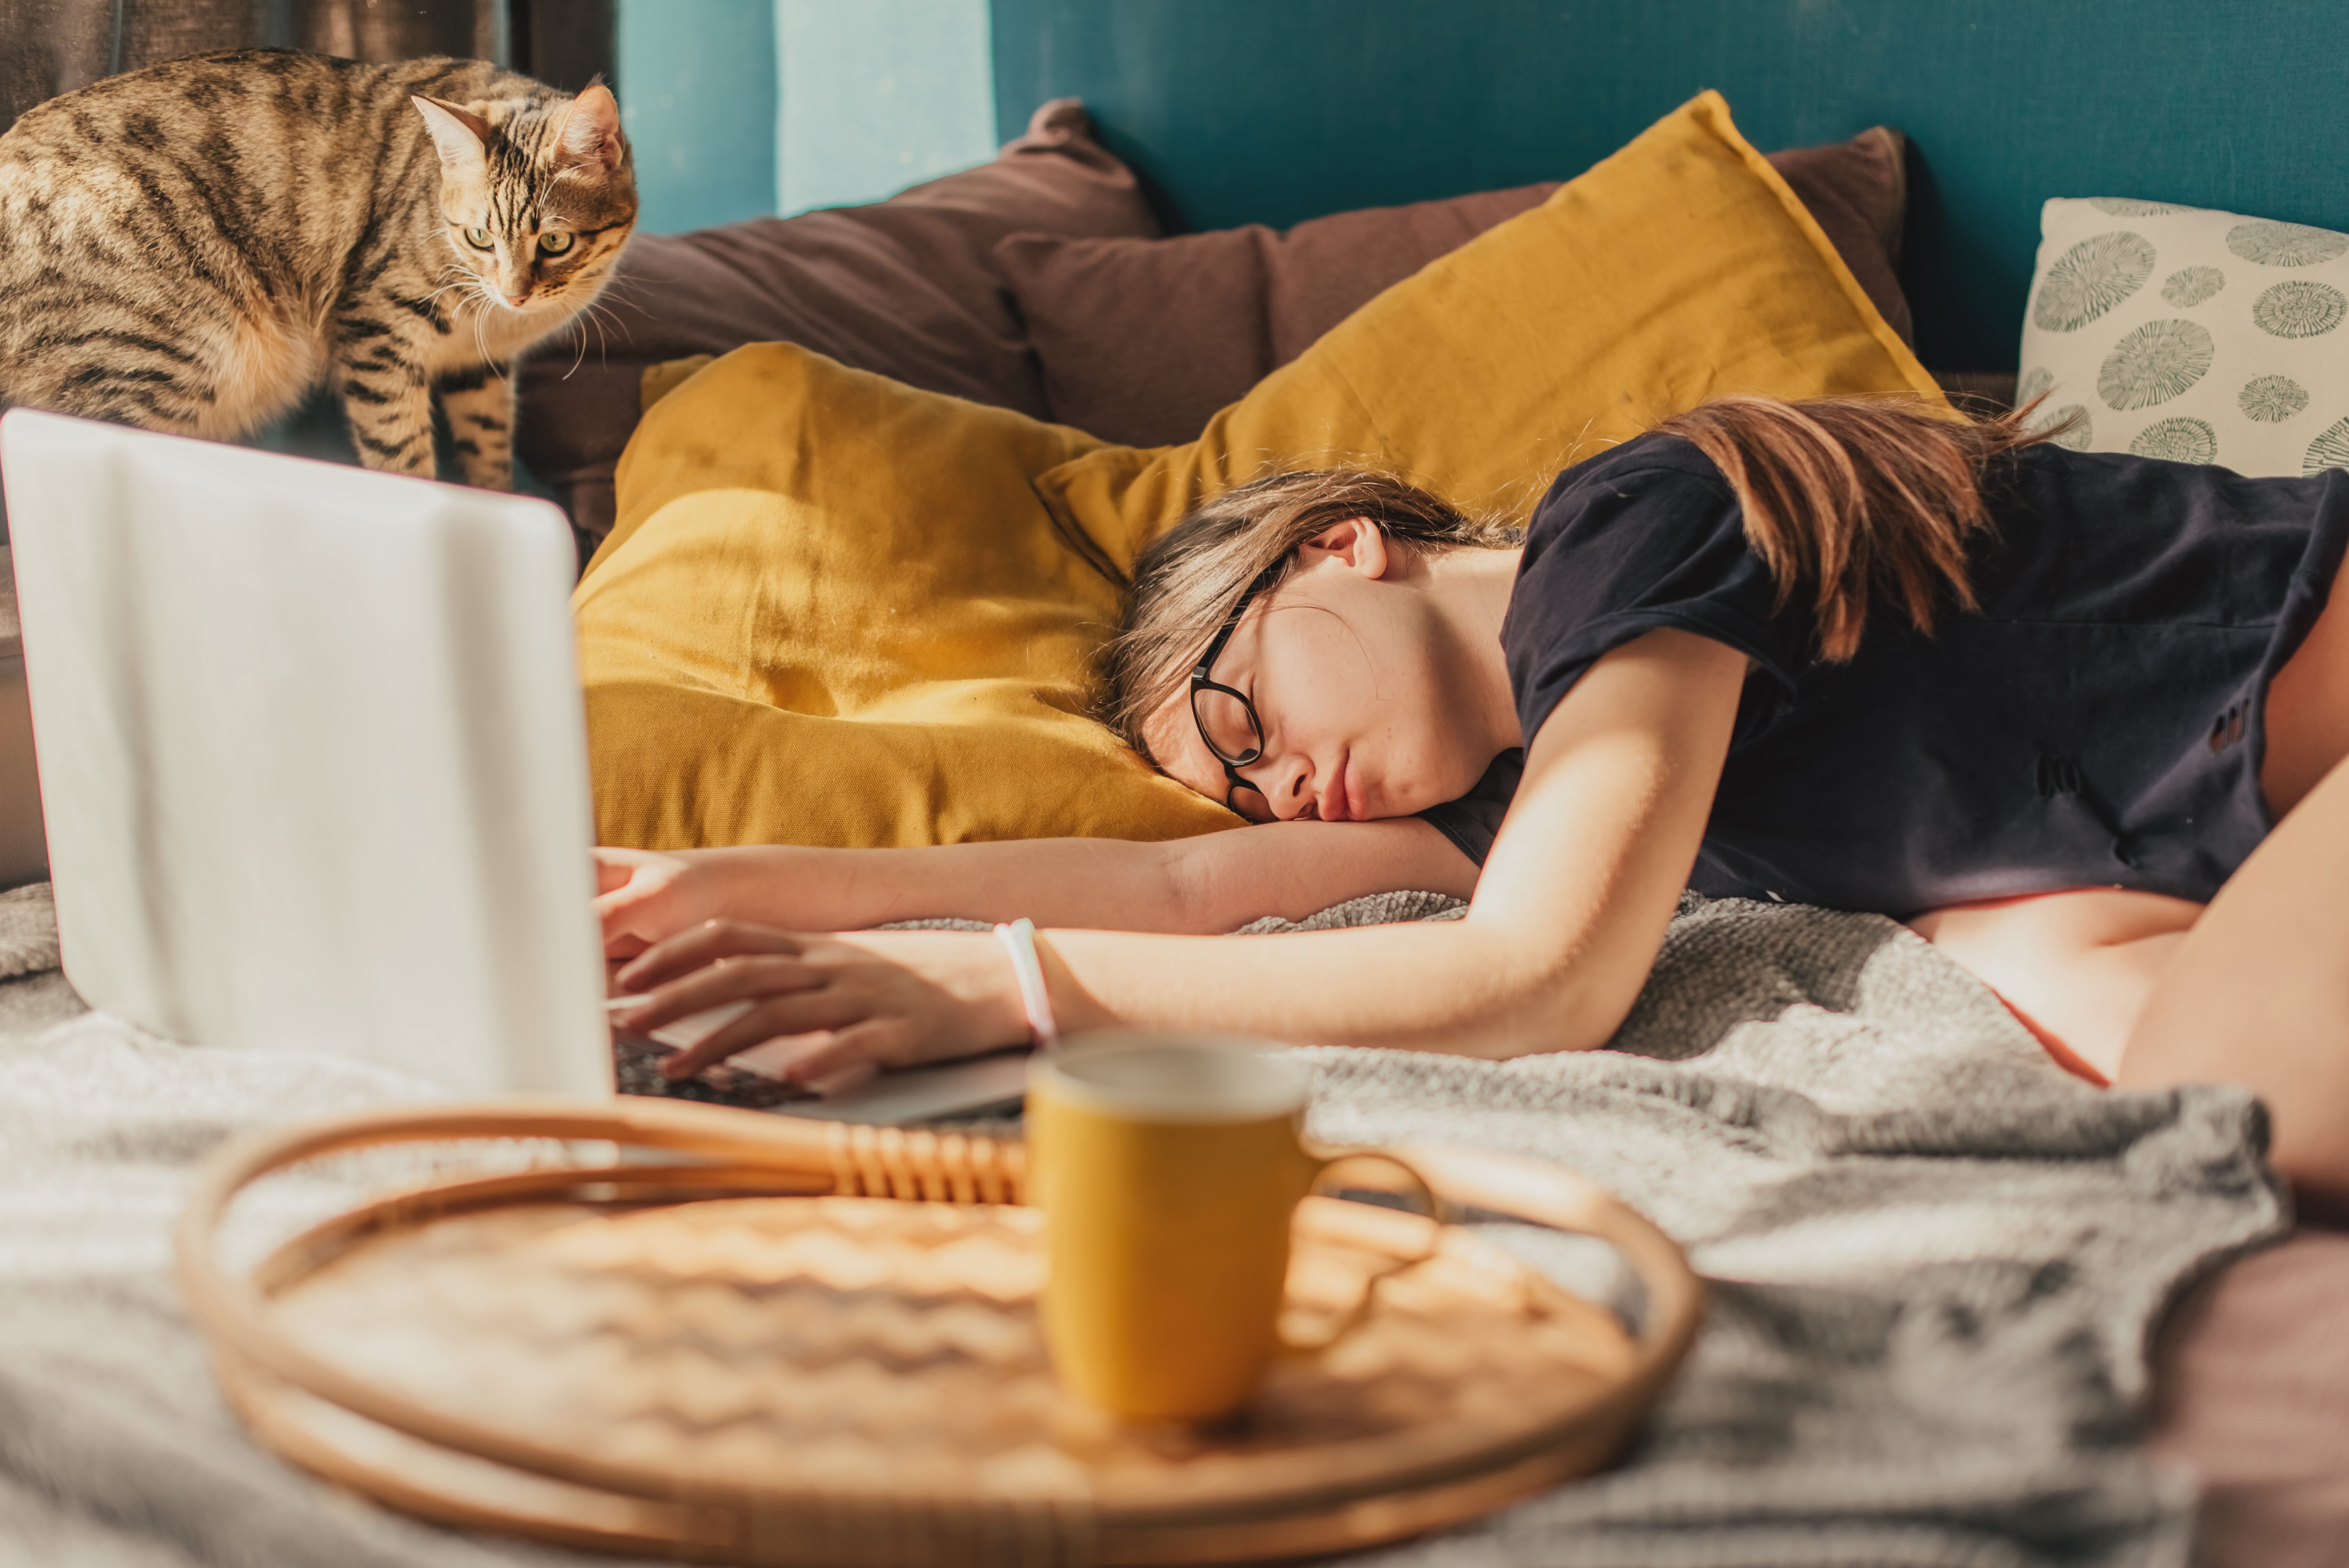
top-left (1143, 519), bottom-right (1500, 822)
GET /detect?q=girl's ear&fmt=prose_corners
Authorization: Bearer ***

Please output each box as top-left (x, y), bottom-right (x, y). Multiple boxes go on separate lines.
top-left (1297, 516), bottom-right (1392, 579)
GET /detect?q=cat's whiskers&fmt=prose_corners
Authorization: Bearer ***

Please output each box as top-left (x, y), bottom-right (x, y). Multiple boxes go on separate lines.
top-left (560, 307), bottom-right (593, 379)
top-left (574, 294), bottom-right (621, 366)
top-left (463, 285), bottom-right (494, 366)
top-left (588, 269), bottom-right (640, 296)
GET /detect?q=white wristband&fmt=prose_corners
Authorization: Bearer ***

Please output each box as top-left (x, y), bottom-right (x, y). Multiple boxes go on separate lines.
top-left (993, 918), bottom-right (1060, 1048)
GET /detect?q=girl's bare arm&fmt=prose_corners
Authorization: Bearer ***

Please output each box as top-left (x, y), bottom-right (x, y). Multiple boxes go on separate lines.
top-left (1028, 629), bottom-right (1745, 1057)
top-left (622, 630), bottom-right (1745, 1078)
top-left (596, 815), bottom-right (1478, 951)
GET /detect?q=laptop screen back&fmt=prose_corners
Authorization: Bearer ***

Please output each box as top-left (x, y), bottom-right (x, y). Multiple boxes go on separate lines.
top-left (2, 411), bottom-right (608, 1096)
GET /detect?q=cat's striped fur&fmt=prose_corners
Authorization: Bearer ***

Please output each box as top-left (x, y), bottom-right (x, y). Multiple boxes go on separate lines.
top-left (0, 50), bottom-right (635, 488)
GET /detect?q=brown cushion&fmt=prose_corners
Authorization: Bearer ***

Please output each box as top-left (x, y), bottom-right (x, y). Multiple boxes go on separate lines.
top-left (2149, 1222), bottom-right (2349, 1566)
top-left (998, 128), bottom-right (1915, 449)
top-left (514, 99), bottom-right (1159, 538)
top-left (1767, 128), bottom-right (1911, 342)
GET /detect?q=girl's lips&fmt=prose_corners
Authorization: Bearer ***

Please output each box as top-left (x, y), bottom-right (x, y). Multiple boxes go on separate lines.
top-left (1322, 751), bottom-right (1353, 822)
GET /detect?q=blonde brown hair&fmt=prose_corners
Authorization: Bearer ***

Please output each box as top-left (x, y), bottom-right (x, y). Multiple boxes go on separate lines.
top-left (1652, 395), bottom-right (2053, 661)
top-left (1100, 396), bottom-right (2058, 759)
top-left (1099, 469), bottom-right (1520, 761)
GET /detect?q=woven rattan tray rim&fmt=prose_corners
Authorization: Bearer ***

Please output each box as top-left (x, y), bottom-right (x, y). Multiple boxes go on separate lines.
top-left (240, 1164), bottom-right (1652, 1520)
top-left (213, 1352), bottom-right (1631, 1567)
top-left (175, 1098), bottom-right (1704, 1539)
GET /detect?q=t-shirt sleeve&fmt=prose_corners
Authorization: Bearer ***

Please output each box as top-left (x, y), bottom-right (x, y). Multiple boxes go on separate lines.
top-left (1502, 452), bottom-right (1800, 748)
top-left (1415, 748), bottom-right (1524, 866)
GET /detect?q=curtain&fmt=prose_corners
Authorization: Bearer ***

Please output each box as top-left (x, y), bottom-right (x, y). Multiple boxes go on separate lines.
top-left (0, 0), bottom-right (522, 131)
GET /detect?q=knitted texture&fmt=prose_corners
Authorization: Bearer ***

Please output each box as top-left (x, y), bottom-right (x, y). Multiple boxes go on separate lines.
top-left (0, 886), bottom-right (2282, 1566)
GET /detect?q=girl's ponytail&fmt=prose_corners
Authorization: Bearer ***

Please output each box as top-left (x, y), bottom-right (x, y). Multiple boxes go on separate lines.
top-left (1101, 396), bottom-right (2062, 765)
top-left (1652, 395), bottom-right (2058, 662)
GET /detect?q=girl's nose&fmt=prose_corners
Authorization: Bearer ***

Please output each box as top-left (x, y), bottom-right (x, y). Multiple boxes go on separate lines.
top-left (1269, 755), bottom-right (1316, 820)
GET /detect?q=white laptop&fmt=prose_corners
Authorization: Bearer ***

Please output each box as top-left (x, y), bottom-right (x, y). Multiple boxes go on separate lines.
top-left (1, 411), bottom-right (1028, 1121)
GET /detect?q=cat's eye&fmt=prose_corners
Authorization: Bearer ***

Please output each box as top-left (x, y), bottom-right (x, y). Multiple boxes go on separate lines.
top-left (537, 230), bottom-right (574, 256)
top-left (462, 226), bottom-right (492, 249)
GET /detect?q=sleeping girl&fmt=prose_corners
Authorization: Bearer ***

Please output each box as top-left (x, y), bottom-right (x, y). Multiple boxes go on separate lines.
top-left (596, 395), bottom-right (2349, 1213)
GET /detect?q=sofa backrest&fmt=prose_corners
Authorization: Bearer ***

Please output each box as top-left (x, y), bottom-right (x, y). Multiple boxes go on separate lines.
top-left (989, 0), bottom-right (2349, 372)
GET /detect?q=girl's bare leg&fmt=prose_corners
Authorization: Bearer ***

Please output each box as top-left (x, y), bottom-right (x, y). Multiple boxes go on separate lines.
top-left (1932, 536), bottom-right (2349, 1195)
top-left (2118, 751), bottom-right (2349, 1215)
top-left (1910, 889), bottom-right (2199, 1084)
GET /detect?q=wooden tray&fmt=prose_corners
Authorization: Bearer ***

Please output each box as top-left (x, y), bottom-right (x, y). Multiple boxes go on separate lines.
top-left (175, 1098), bottom-right (1702, 1566)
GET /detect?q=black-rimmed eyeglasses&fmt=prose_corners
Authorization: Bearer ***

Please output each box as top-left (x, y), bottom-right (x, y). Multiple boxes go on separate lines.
top-left (1190, 564), bottom-right (1283, 822)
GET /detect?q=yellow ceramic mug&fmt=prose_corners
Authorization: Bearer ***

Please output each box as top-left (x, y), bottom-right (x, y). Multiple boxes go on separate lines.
top-left (1026, 1034), bottom-right (1438, 1422)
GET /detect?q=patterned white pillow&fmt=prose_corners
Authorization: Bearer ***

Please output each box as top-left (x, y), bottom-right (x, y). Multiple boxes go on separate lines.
top-left (2016, 198), bottom-right (2349, 476)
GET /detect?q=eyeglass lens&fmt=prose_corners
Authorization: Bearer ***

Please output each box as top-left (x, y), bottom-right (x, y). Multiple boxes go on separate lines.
top-left (1191, 684), bottom-right (1262, 765)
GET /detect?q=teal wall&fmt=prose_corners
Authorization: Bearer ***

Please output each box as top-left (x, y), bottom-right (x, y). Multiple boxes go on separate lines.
top-left (615, 0), bottom-right (778, 235)
top-left (778, 0), bottom-right (996, 216)
top-left (615, 2), bottom-right (2349, 365)
top-left (989, 0), bottom-right (2349, 371)
top-left (616, 0), bottom-right (996, 235)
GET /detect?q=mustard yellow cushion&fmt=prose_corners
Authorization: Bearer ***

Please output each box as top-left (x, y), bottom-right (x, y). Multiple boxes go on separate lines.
top-left (575, 346), bottom-right (1239, 848)
top-left (1036, 90), bottom-right (1944, 566)
top-left (577, 90), bottom-right (1941, 851)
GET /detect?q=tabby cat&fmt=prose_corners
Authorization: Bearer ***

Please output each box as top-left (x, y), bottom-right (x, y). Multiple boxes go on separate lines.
top-left (0, 49), bottom-right (636, 488)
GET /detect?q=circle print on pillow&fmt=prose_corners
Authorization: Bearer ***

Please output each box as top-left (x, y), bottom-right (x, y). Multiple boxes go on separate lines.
top-left (2161, 265), bottom-right (2226, 307)
top-left (2016, 366), bottom-right (2056, 408)
top-left (2027, 403), bottom-right (2093, 450)
top-left (2306, 417), bottom-right (2349, 475)
top-left (2226, 220), bottom-right (2349, 267)
top-left (2097, 319), bottom-right (2214, 410)
top-left (2129, 417), bottom-right (2218, 465)
top-left (2253, 280), bottom-right (2347, 339)
top-left (2033, 232), bottom-right (2157, 331)
top-left (2090, 198), bottom-right (2187, 216)
top-left (2240, 374), bottom-right (2310, 423)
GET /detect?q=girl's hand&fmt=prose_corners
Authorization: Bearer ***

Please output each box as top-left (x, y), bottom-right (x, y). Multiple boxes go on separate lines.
top-left (610, 921), bottom-right (1031, 1089)
top-left (595, 846), bottom-right (729, 959)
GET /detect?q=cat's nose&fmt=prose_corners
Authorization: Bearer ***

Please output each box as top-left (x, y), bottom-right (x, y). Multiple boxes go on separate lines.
top-left (504, 292), bottom-right (529, 308)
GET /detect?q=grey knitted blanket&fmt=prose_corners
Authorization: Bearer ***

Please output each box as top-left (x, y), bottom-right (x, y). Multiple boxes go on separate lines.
top-left (0, 886), bottom-right (2284, 1568)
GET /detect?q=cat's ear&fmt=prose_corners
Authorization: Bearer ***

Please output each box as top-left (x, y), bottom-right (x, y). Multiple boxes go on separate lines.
top-left (554, 84), bottom-right (624, 175)
top-left (410, 95), bottom-right (490, 167)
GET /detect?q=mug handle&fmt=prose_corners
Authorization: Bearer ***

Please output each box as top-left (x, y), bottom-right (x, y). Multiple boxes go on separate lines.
top-left (1277, 1146), bottom-right (1444, 1356)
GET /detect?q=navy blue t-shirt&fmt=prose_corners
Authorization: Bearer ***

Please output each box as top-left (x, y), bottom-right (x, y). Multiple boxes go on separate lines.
top-left (1445, 431), bottom-right (2349, 916)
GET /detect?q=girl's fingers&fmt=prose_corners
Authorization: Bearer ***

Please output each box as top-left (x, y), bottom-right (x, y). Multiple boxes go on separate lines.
top-left (592, 851), bottom-right (640, 895)
top-left (594, 874), bottom-right (655, 932)
top-left (802, 1057), bottom-right (880, 1099)
top-left (593, 883), bottom-right (649, 919)
top-left (595, 871), bottom-right (676, 952)
top-left (660, 1024), bottom-right (883, 1097)
top-left (601, 914), bottom-right (662, 960)
top-left (702, 1029), bottom-right (835, 1082)
top-left (770, 1019), bottom-right (909, 1088)
top-left (657, 986), bottom-right (872, 1078)
top-left (622, 954), bottom-right (824, 1036)
top-left (617, 919), bottom-right (806, 992)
